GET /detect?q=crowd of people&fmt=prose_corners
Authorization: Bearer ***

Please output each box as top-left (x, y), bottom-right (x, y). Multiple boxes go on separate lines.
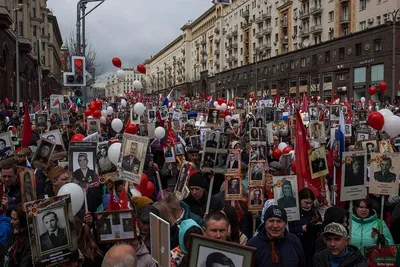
top-left (0, 96), bottom-right (400, 267)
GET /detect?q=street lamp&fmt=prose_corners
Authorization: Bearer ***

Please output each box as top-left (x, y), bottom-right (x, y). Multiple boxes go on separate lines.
top-left (14, 3), bottom-right (23, 114)
top-left (389, 9), bottom-right (400, 102)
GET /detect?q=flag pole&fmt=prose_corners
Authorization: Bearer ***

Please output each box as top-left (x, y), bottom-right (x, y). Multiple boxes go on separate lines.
top-left (333, 167), bottom-right (336, 206)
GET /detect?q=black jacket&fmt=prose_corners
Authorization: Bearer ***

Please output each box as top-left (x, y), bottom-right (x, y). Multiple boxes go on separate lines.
top-left (5, 230), bottom-right (32, 267)
top-left (312, 245), bottom-right (368, 267)
top-left (182, 192), bottom-right (222, 218)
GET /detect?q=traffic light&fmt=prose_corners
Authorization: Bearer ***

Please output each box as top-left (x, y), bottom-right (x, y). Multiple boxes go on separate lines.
top-left (75, 89), bottom-right (83, 106)
top-left (63, 56), bottom-right (86, 87)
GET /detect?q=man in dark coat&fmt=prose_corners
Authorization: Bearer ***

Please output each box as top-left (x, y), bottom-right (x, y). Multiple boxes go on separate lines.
top-left (73, 153), bottom-right (96, 183)
top-left (40, 211), bottom-right (68, 251)
top-left (374, 157), bottom-right (396, 183)
top-left (247, 206), bottom-right (305, 267)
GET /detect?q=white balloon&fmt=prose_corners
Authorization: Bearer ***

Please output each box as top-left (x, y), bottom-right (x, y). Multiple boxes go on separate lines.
top-left (100, 116), bottom-right (106, 124)
top-left (225, 115), bottom-right (232, 122)
top-left (134, 102), bottom-right (145, 116)
top-left (133, 80), bottom-right (142, 89)
top-left (108, 142), bottom-right (121, 166)
top-left (116, 69), bottom-right (126, 81)
top-left (213, 101), bottom-right (218, 108)
top-left (335, 99), bottom-right (340, 104)
top-left (101, 110), bottom-right (107, 117)
top-left (121, 99), bottom-right (127, 107)
top-left (378, 109), bottom-right (393, 120)
top-left (155, 126), bottom-right (166, 139)
top-left (87, 115), bottom-right (93, 119)
top-left (220, 103), bottom-right (227, 111)
top-left (278, 142), bottom-right (288, 151)
top-left (111, 118), bottom-right (123, 133)
top-left (58, 183), bottom-right (84, 216)
top-left (216, 105), bottom-right (221, 110)
top-left (383, 115), bottom-right (400, 137)
top-left (107, 106), bottom-right (113, 115)
top-left (360, 97), bottom-right (366, 103)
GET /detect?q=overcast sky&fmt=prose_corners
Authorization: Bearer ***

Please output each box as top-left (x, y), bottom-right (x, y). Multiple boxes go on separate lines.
top-left (48, 0), bottom-right (213, 81)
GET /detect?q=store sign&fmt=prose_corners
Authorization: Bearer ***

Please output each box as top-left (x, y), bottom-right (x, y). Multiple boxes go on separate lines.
top-left (359, 59), bottom-right (375, 65)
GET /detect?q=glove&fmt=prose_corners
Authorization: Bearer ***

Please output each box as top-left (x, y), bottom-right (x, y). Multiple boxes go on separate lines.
top-left (377, 234), bottom-right (387, 246)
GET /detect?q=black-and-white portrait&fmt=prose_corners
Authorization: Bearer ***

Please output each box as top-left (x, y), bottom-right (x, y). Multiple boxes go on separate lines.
top-left (247, 118), bottom-right (255, 130)
top-left (131, 110), bottom-right (140, 124)
top-left (72, 152), bottom-right (96, 184)
top-left (174, 143), bottom-right (185, 156)
top-left (99, 218), bottom-right (112, 235)
top-left (87, 118), bottom-right (100, 135)
top-left (344, 124), bottom-right (352, 137)
top-left (214, 153), bottom-right (227, 168)
top-left (61, 112), bottom-right (70, 125)
top-left (309, 147), bottom-right (329, 178)
top-left (42, 130), bottom-right (65, 155)
top-left (309, 121), bottom-right (325, 139)
top-left (309, 107), bottom-right (319, 121)
top-left (235, 98), bottom-right (245, 110)
top-left (148, 109), bottom-right (156, 122)
top-left (218, 133), bottom-right (229, 149)
top-left (226, 151), bottom-right (240, 172)
top-left (265, 107), bottom-right (275, 122)
top-left (160, 106), bottom-right (168, 120)
top-left (249, 187), bottom-right (263, 207)
top-left (20, 168), bottom-right (36, 204)
top-left (36, 114), bottom-right (48, 129)
top-left (227, 177), bottom-right (240, 195)
top-left (29, 113), bottom-right (36, 122)
top-left (139, 124), bottom-right (149, 136)
top-left (330, 105), bottom-right (340, 120)
top-left (250, 128), bottom-right (259, 141)
top-left (122, 218), bottom-right (133, 232)
top-left (344, 155), bottom-right (365, 187)
top-left (97, 143), bottom-right (114, 174)
top-left (32, 138), bottom-right (55, 170)
top-left (164, 146), bottom-right (176, 163)
top-left (203, 152), bottom-right (215, 168)
top-left (357, 133), bottom-right (369, 142)
top-left (190, 135), bottom-right (201, 148)
top-left (0, 132), bottom-right (14, 163)
top-left (359, 111), bottom-right (367, 122)
top-left (37, 208), bottom-right (69, 253)
top-left (369, 153), bottom-right (400, 196)
top-left (249, 162), bottom-right (264, 185)
top-left (175, 162), bottom-right (189, 193)
top-left (112, 213), bottom-right (120, 225)
top-left (275, 111), bottom-right (283, 121)
top-left (205, 132), bottom-right (218, 148)
top-left (172, 120), bottom-right (181, 132)
top-left (207, 109), bottom-right (220, 124)
top-left (196, 246), bottom-right (244, 267)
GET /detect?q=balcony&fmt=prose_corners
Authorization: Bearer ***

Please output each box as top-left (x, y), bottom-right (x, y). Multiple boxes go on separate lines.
top-left (256, 43), bottom-right (271, 53)
top-left (227, 44), bottom-right (233, 50)
top-left (262, 11), bottom-right (272, 20)
top-left (299, 29), bottom-right (310, 37)
top-left (340, 16), bottom-right (350, 24)
top-left (214, 50), bottom-right (220, 56)
top-left (299, 10), bottom-right (310, 20)
top-left (263, 27), bottom-right (272, 35)
top-left (226, 32), bottom-right (232, 39)
top-left (232, 28), bottom-right (238, 37)
top-left (232, 43), bottom-right (238, 49)
top-left (201, 39), bottom-right (206, 45)
top-left (214, 27), bottom-right (220, 34)
top-left (231, 55), bottom-right (237, 62)
top-left (241, 21), bottom-right (252, 29)
top-left (281, 20), bottom-right (288, 28)
top-left (214, 37), bottom-right (220, 44)
top-left (201, 58), bottom-right (207, 64)
top-left (277, 0), bottom-right (291, 8)
top-left (244, 38), bottom-right (249, 44)
top-left (310, 25), bottom-right (322, 33)
top-left (255, 16), bottom-right (263, 24)
top-left (201, 50), bottom-right (207, 55)
top-left (310, 5), bottom-right (323, 14)
top-left (226, 56), bottom-right (233, 63)
top-left (242, 10), bottom-right (249, 18)
top-left (281, 37), bottom-right (288, 45)
top-left (214, 61), bottom-right (220, 67)
top-left (255, 31), bottom-right (263, 38)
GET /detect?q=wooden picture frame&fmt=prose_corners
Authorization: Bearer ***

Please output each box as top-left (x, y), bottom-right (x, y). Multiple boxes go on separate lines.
top-left (164, 146), bottom-right (176, 163)
top-left (19, 168), bottom-right (37, 207)
top-left (248, 161), bottom-right (265, 186)
top-left (225, 174), bottom-right (243, 200)
top-left (95, 209), bottom-right (137, 243)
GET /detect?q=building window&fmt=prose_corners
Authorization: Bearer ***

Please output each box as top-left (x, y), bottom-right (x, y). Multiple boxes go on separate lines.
top-left (329, 30), bottom-right (334, 40)
top-left (33, 25), bottom-right (37, 36)
top-left (275, 17), bottom-right (278, 26)
top-left (325, 51), bottom-right (330, 62)
top-left (290, 60), bottom-right (294, 69)
top-left (329, 11), bottom-right (334, 22)
top-left (360, 0), bottom-right (367, 11)
top-left (32, 8), bottom-right (36, 17)
top-left (338, 73), bottom-right (345, 80)
top-left (275, 33), bottom-right (278, 42)
top-left (301, 57), bottom-right (306, 67)
top-left (355, 43), bottom-right (362, 56)
top-left (339, 47), bottom-right (345, 59)
top-left (359, 21), bottom-right (366, 30)
top-left (371, 64), bottom-right (384, 83)
top-left (41, 27), bottom-right (44, 35)
top-left (374, 39), bottom-right (382, 51)
top-left (354, 67), bottom-right (366, 83)
top-left (18, 22), bottom-right (23, 36)
top-left (377, 16), bottom-right (381, 25)
top-left (323, 73), bottom-right (333, 90)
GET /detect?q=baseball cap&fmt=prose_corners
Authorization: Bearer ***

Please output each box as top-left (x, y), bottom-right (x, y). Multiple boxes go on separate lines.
top-left (322, 222), bottom-right (348, 238)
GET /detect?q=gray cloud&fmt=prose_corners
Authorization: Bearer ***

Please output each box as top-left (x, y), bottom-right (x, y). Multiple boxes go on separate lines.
top-left (48, 0), bottom-right (212, 80)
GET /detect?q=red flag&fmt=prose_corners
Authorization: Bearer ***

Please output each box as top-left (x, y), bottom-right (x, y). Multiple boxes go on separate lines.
top-left (4, 98), bottom-right (9, 106)
top-left (106, 192), bottom-right (122, 211)
top-left (295, 109), bottom-right (312, 190)
top-left (52, 99), bottom-right (60, 106)
top-left (301, 93), bottom-right (308, 112)
top-left (22, 105), bottom-right (32, 148)
top-left (118, 189), bottom-right (130, 210)
top-left (166, 120), bottom-right (176, 147)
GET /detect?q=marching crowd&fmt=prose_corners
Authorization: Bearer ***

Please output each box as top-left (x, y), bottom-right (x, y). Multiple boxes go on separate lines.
top-left (0, 98), bottom-right (400, 267)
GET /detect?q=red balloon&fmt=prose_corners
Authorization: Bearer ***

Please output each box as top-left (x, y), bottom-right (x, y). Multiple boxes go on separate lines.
top-left (368, 86), bottom-right (377, 96)
top-left (125, 124), bottom-right (138, 134)
top-left (93, 110), bottom-right (101, 118)
top-left (272, 149), bottom-right (283, 160)
top-left (84, 109), bottom-right (92, 117)
top-left (282, 146), bottom-right (293, 154)
top-left (291, 162), bottom-right (296, 173)
top-left (368, 112), bottom-right (385, 131)
top-left (112, 57), bottom-right (122, 68)
top-left (71, 134), bottom-right (85, 142)
top-left (144, 182), bottom-right (155, 197)
top-left (379, 81), bottom-right (387, 93)
top-left (219, 112), bottom-right (226, 119)
top-left (225, 109), bottom-right (231, 116)
top-left (137, 64), bottom-right (146, 74)
top-left (96, 99), bottom-right (103, 108)
top-left (140, 173), bottom-right (148, 194)
top-left (218, 98), bottom-right (223, 105)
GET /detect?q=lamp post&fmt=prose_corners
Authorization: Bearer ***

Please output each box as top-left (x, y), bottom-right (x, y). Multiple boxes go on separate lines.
top-left (14, 4), bottom-right (23, 115)
top-left (389, 9), bottom-right (400, 102)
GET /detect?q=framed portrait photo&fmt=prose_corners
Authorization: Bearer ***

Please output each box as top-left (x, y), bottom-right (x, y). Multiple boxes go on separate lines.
top-left (60, 112), bottom-right (70, 125)
top-left (340, 151), bottom-right (367, 202)
top-left (174, 142), bottom-right (185, 156)
top-left (265, 107), bottom-right (276, 122)
top-left (225, 174), bottom-right (242, 200)
top-left (207, 108), bottom-right (220, 125)
top-left (190, 135), bottom-right (201, 149)
top-left (40, 129), bottom-right (67, 160)
top-left (308, 107), bottom-right (319, 121)
top-left (248, 161), bottom-right (265, 186)
top-left (379, 140), bottom-right (394, 153)
top-left (29, 113), bottom-right (36, 122)
top-left (95, 210), bottom-right (137, 243)
top-left (147, 109), bottom-right (156, 123)
top-left (164, 146), bottom-right (176, 163)
top-left (369, 153), bottom-right (400, 196)
top-left (68, 142), bottom-right (98, 186)
top-left (330, 105), bottom-right (341, 121)
top-left (87, 118), bottom-right (100, 135)
top-left (150, 213), bottom-right (171, 267)
top-left (0, 131), bottom-right (16, 168)
top-left (248, 186), bottom-right (264, 211)
top-left (19, 168), bottom-right (36, 206)
top-left (188, 234), bottom-right (255, 267)
top-left (32, 138), bottom-right (56, 171)
top-left (172, 120), bottom-right (181, 133)
top-left (359, 140), bottom-right (378, 163)
top-left (235, 98), bottom-right (245, 110)
top-left (97, 142), bottom-right (117, 175)
top-left (35, 113), bottom-right (48, 130)
top-left (308, 146), bottom-right (329, 179)
top-left (195, 113), bottom-right (207, 127)
top-left (356, 131), bottom-right (370, 142)
top-left (226, 149), bottom-right (241, 173)
top-left (273, 175), bottom-right (300, 221)
top-left (25, 194), bottom-right (78, 266)
top-left (358, 110), bottom-right (367, 123)
top-left (174, 161), bottom-right (193, 198)
top-left (130, 109), bottom-right (141, 125)
top-left (204, 130), bottom-right (219, 149)
top-left (309, 121), bottom-right (325, 140)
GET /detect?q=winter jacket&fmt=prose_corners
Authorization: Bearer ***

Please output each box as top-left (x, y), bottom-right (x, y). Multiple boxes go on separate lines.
top-left (136, 241), bottom-right (156, 267)
top-left (246, 225), bottom-right (305, 267)
top-left (390, 201), bottom-right (400, 243)
top-left (0, 215), bottom-right (12, 267)
top-left (351, 211), bottom-right (394, 255)
top-left (4, 230), bottom-right (32, 267)
top-left (170, 219), bottom-right (202, 267)
top-left (182, 192), bottom-right (222, 218)
top-left (312, 245), bottom-right (368, 267)
top-left (314, 206), bottom-right (349, 252)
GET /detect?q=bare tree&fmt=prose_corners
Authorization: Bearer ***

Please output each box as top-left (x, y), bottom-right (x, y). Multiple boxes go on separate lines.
top-left (64, 31), bottom-right (104, 82)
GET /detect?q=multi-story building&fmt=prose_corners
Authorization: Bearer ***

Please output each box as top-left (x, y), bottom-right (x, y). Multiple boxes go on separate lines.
top-left (105, 68), bottom-right (146, 97)
top-left (0, 0), bottom-right (63, 102)
top-left (145, 0), bottom-right (400, 102)
top-left (92, 83), bottom-right (106, 98)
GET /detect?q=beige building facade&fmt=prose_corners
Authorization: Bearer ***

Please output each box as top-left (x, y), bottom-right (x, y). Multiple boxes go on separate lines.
top-left (105, 68), bottom-right (146, 97)
top-left (145, 0), bottom-right (399, 99)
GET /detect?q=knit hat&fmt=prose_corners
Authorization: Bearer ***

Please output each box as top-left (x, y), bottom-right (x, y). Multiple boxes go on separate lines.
top-left (138, 205), bottom-right (160, 223)
top-left (263, 205), bottom-right (287, 224)
top-left (47, 166), bottom-right (66, 180)
top-left (133, 196), bottom-right (154, 209)
top-left (188, 172), bottom-right (209, 190)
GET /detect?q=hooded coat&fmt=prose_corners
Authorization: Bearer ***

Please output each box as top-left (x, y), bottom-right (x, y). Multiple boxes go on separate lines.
top-left (312, 245), bottom-right (368, 267)
top-left (246, 224), bottom-right (305, 267)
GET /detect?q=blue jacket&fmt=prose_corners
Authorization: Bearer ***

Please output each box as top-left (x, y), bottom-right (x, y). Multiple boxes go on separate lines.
top-left (246, 225), bottom-right (305, 267)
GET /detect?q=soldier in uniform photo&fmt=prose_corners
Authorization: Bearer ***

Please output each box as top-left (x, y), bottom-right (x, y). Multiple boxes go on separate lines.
top-left (374, 157), bottom-right (397, 183)
top-left (122, 142), bottom-right (140, 172)
top-left (228, 178), bottom-right (240, 195)
top-left (251, 189), bottom-right (262, 205)
top-left (73, 152), bottom-right (96, 183)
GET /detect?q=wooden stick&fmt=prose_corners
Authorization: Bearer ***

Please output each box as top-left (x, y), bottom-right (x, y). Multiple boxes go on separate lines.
top-left (84, 188), bottom-right (88, 213)
top-left (379, 195), bottom-right (384, 249)
top-left (156, 171), bottom-right (164, 200)
top-left (205, 175), bottom-right (215, 217)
